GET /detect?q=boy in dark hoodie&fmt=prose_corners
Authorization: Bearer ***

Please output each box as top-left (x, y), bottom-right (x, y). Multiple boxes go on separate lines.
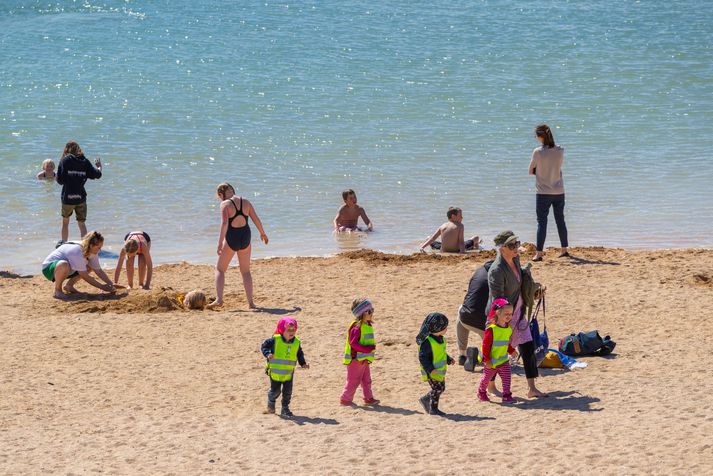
top-left (56, 141), bottom-right (102, 242)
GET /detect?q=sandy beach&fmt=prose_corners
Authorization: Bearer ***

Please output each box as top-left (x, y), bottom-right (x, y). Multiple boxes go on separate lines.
top-left (1, 246), bottom-right (712, 474)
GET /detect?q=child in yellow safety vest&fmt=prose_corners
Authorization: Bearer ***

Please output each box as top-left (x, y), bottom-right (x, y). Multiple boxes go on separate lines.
top-left (417, 312), bottom-right (455, 416)
top-left (261, 317), bottom-right (309, 418)
top-left (340, 298), bottom-right (380, 406)
top-left (478, 299), bottom-right (516, 403)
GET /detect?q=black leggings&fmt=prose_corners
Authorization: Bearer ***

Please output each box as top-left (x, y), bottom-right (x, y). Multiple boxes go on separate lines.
top-left (424, 379), bottom-right (445, 409)
top-left (518, 340), bottom-right (539, 379)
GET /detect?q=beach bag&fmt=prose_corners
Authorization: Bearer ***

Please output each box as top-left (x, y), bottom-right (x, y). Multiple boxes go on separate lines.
top-left (559, 331), bottom-right (616, 357)
top-left (528, 296), bottom-right (549, 365)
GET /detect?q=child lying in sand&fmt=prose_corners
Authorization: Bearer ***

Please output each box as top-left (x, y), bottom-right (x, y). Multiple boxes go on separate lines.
top-left (183, 290), bottom-right (207, 310)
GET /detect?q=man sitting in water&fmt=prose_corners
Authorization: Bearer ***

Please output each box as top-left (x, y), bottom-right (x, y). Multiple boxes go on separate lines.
top-left (334, 189), bottom-right (373, 232)
top-left (419, 207), bottom-right (480, 253)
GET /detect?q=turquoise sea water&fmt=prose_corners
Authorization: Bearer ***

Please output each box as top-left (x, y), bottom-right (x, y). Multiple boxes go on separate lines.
top-left (1, 1), bottom-right (712, 274)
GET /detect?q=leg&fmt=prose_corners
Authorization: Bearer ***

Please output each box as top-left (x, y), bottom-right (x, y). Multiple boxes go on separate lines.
top-left (360, 361), bottom-right (375, 402)
top-left (209, 241), bottom-right (235, 307)
top-left (61, 217), bottom-right (70, 242)
top-left (63, 274), bottom-right (81, 295)
top-left (267, 379), bottom-right (282, 409)
top-left (519, 341), bottom-right (547, 398)
top-left (498, 362), bottom-right (513, 401)
top-left (138, 254), bottom-right (146, 287)
top-left (455, 316), bottom-right (471, 357)
top-left (281, 378), bottom-right (294, 411)
top-left (478, 367), bottom-right (497, 400)
top-left (552, 194), bottom-right (569, 253)
top-left (236, 245), bottom-right (255, 308)
top-left (340, 360), bottom-right (364, 403)
top-left (77, 221), bottom-right (87, 240)
top-left (126, 255), bottom-right (135, 289)
top-left (535, 194), bottom-right (551, 257)
top-left (428, 380), bottom-right (446, 414)
top-left (52, 261), bottom-right (72, 299)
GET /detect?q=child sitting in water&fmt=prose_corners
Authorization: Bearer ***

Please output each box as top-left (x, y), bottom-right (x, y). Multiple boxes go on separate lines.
top-left (478, 299), bottom-right (517, 403)
top-left (114, 231), bottom-right (153, 290)
top-left (340, 298), bottom-right (380, 406)
top-left (261, 317), bottom-right (309, 418)
top-left (420, 207), bottom-right (481, 253)
top-left (37, 159), bottom-right (56, 180)
top-left (417, 312), bottom-right (455, 416)
top-left (334, 189), bottom-right (373, 232)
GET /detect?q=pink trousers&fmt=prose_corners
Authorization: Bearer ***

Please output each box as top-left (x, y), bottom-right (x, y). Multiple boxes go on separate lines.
top-left (340, 359), bottom-right (374, 402)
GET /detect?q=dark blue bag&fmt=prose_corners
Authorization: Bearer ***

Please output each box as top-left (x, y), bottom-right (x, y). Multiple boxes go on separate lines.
top-left (529, 297), bottom-right (549, 365)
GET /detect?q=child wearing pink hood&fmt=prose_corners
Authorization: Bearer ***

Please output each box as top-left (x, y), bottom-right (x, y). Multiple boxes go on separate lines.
top-left (261, 317), bottom-right (309, 418)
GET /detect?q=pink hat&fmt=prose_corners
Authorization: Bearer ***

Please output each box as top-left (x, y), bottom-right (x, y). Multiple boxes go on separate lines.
top-left (487, 298), bottom-right (511, 321)
top-left (274, 317), bottom-right (298, 335)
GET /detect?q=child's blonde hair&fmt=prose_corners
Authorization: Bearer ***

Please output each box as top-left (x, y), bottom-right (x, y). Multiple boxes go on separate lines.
top-left (81, 230), bottom-right (104, 258)
top-left (42, 159), bottom-right (55, 171)
top-left (124, 238), bottom-right (139, 254)
top-left (184, 290), bottom-right (207, 310)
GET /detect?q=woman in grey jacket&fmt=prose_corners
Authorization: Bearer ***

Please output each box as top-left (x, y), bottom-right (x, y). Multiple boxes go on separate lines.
top-left (487, 230), bottom-right (548, 398)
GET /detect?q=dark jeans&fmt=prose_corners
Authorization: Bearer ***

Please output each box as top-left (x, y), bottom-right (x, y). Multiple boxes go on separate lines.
top-left (267, 377), bottom-right (293, 409)
top-left (536, 193), bottom-right (568, 251)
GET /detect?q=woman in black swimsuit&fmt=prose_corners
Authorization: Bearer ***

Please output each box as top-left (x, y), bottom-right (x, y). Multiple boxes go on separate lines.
top-left (209, 183), bottom-right (269, 309)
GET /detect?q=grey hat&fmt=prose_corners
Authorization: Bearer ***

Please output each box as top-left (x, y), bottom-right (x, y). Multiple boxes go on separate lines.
top-left (493, 230), bottom-right (519, 246)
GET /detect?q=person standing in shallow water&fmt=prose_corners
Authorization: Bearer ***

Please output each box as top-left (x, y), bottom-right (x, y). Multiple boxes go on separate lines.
top-left (528, 124), bottom-right (569, 261)
top-left (208, 183), bottom-right (268, 309)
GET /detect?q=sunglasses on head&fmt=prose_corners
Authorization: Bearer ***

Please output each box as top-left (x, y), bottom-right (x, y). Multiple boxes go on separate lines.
top-left (506, 241), bottom-right (521, 249)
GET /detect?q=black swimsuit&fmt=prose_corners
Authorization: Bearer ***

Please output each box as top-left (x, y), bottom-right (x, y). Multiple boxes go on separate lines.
top-left (225, 197), bottom-right (251, 251)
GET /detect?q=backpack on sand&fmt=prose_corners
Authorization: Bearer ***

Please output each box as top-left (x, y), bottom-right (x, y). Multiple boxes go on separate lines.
top-left (559, 331), bottom-right (616, 357)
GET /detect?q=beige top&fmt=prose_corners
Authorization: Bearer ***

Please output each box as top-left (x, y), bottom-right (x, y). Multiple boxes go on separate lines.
top-left (531, 145), bottom-right (565, 195)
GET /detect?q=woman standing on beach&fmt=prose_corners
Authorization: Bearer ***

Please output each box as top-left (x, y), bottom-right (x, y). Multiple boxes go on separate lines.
top-left (41, 231), bottom-right (116, 299)
top-left (487, 230), bottom-right (547, 398)
top-left (209, 183), bottom-right (268, 309)
top-left (529, 124), bottom-right (569, 261)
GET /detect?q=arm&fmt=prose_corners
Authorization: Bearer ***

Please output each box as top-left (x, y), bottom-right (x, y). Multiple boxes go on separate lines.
top-left (458, 224), bottom-right (465, 254)
top-left (349, 324), bottom-right (375, 353)
top-left (481, 328), bottom-right (494, 365)
top-left (246, 200), bottom-right (268, 244)
top-left (56, 158), bottom-right (66, 185)
top-left (359, 207), bottom-right (373, 231)
top-left (261, 337), bottom-right (275, 358)
top-left (143, 249), bottom-right (153, 289)
top-left (87, 157), bottom-right (102, 179)
top-left (488, 264), bottom-right (507, 300)
top-left (528, 150), bottom-right (538, 175)
top-left (216, 201), bottom-right (230, 255)
top-left (113, 249), bottom-right (126, 283)
top-left (78, 270), bottom-right (114, 292)
top-left (419, 227), bottom-right (442, 252)
top-left (418, 339), bottom-right (435, 375)
top-left (92, 265), bottom-right (115, 287)
top-left (37, 171), bottom-right (44, 180)
top-left (297, 346), bottom-right (308, 367)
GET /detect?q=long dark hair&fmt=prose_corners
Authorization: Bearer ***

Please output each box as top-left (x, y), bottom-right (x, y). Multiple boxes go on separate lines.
top-left (535, 124), bottom-right (555, 148)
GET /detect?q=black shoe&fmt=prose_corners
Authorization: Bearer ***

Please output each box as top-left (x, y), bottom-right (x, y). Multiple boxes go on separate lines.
top-left (419, 395), bottom-right (431, 414)
top-left (464, 347), bottom-right (478, 372)
top-left (458, 355), bottom-right (467, 366)
top-left (429, 407), bottom-right (446, 416)
top-left (532, 256), bottom-right (543, 262)
top-left (280, 408), bottom-right (294, 418)
top-left (263, 405), bottom-right (275, 414)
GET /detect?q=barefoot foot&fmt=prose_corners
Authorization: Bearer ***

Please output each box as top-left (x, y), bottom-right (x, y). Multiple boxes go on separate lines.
top-left (527, 389), bottom-right (549, 398)
top-left (207, 300), bottom-right (224, 310)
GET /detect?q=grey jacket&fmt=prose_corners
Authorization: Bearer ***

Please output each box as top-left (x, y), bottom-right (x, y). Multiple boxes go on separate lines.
top-left (486, 253), bottom-right (524, 322)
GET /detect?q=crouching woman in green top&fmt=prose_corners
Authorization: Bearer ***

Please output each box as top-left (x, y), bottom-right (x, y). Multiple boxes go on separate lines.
top-left (417, 312), bottom-right (455, 416)
top-left (261, 317), bottom-right (309, 418)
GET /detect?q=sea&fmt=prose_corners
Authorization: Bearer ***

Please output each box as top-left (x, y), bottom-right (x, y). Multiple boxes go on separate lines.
top-left (2, 0), bottom-right (712, 275)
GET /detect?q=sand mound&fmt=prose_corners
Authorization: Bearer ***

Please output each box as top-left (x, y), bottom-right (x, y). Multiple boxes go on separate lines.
top-left (338, 249), bottom-right (496, 264)
top-left (66, 287), bottom-right (193, 314)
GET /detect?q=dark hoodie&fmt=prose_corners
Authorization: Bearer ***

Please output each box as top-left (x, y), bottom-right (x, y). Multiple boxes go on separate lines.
top-left (56, 154), bottom-right (102, 205)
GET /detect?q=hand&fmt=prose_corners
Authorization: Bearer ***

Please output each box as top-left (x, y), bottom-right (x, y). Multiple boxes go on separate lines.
top-left (267, 353), bottom-right (274, 360)
top-left (419, 247), bottom-right (426, 253)
top-left (103, 284), bottom-right (116, 293)
top-left (95, 157), bottom-right (102, 168)
top-left (216, 244), bottom-right (223, 255)
top-left (260, 233), bottom-right (269, 245)
top-left (447, 357), bottom-right (455, 365)
top-left (301, 363), bottom-right (310, 369)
